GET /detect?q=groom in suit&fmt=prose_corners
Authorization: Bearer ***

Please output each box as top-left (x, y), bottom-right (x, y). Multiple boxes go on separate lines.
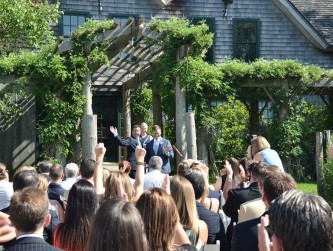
top-left (6, 187), bottom-right (62, 251)
top-left (145, 125), bottom-right (174, 174)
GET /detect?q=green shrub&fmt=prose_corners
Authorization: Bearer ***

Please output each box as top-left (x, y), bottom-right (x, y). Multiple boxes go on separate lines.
top-left (212, 97), bottom-right (249, 161)
top-left (323, 158), bottom-right (333, 207)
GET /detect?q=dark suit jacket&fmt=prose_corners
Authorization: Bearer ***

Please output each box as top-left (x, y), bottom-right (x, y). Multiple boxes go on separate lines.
top-left (5, 237), bottom-right (63, 251)
top-left (145, 138), bottom-right (174, 174)
top-left (222, 182), bottom-right (261, 251)
top-left (231, 217), bottom-right (261, 251)
top-left (222, 182), bottom-right (261, 223)
top-left (196, 202), bottom-right (227, 251)
top-left (48, 183), bottom-right (66, 209)
top-left (114, 135), bottom-right (139, 171)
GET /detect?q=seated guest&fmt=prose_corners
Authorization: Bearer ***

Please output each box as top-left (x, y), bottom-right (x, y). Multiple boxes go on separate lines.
top-left (191, 167), bottom-right (220, 213)
top-left (5, 187), bottom-right (62, 251)
top-left (185, 172), bottom-right (227, 250)
top-left (1, 170), bottom-right (61, 245)
top-left (171, 175), bottom-right (208, 249)
top-left (118, 160), bottom-right (135, 184)
top-left (37, 160), bottom-right (52, 182)
top-left (61, 163), bottom-right (79, 190)
top-left (231, 172), bottom-right (296, 251)
top-left (238, 165), bottom-right (280, 223)
top-left (103, 172), bottom-right (135, 202)
top-left (79, 159), bottom-right (95, 184)
top-left (53, 180), bottom-right (98, 251)
top-left (251, 136), bottom-right (284, 172)
top-left (37, 174), bottom-right (64, 223)
top-left (258, 190), bottom-right (333, 251)
top-left (48, 164), bottom-right (66, 209)
top-left (136, 188), bottom-right (195, 251)
top-left (144, 156), bottom-right (166, 190)
top-left (87, 197), bottom-right (149, 251)
top-left (0, 163), bottom-right (13, 210)
top-left (222, 162), bottom-right (263, 250)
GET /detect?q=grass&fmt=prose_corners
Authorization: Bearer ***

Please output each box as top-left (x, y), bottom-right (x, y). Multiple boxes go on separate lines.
top-left (297, 182), bottom-right (317, 194)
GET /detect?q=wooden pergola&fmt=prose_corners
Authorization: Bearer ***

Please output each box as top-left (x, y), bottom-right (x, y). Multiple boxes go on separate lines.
top-left (0, 17), bottom-right (193, 164)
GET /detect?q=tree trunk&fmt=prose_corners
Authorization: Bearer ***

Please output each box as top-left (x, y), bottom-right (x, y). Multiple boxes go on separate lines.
top-left (248, 97), bottom-right (260, 136)
top-left (152, 91), bottom-right (163, 132)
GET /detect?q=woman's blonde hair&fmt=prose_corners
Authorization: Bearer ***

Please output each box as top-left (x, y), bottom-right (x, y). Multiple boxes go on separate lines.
top-left (37, 174), bottom-right (49, 192)
top-left (136, 188), bottom-right (179, 251)
top-left (103, 172), bottom-right (134, 202)
top-left (251, 136), bottom-right (271, 156)
top-left (170, 175), bottom-right (199, 243)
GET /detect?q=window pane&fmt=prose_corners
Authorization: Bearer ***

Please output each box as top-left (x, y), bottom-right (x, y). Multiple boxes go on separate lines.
top-left (78, 16), bottom-right (85, 26)
top-left (63, 15), bottom-right (70, 25)
top-left (236, 22), bottom-right (256, 42)
top-left (63, 26), bottom-right (71, 37)
top-left (235, 43), bottom-right (256, 62)
top-left (71, 15), bottom-right (77, 25)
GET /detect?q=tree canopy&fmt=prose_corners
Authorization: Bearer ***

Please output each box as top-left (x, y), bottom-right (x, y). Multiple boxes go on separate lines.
top-left (0, 0), bottom-right (60, 54)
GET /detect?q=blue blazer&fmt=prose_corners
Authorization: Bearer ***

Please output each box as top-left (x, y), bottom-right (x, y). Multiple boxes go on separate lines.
top-left (145, 138), bottom-right (174, 174)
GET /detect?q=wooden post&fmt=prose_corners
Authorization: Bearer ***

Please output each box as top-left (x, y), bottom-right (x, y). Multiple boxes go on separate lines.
top-left (316, 131), bottom-right (324, 196)
top-left (175, 48), bottom-right (187, 164)
top-left (185, 112), bottom-right (197, 159)
top-left (197, 128), bottom-right (210, 166)
top-left (82, 42), bottom-right (97, 160)
top-left (122, 86), bottom-right (131, 159)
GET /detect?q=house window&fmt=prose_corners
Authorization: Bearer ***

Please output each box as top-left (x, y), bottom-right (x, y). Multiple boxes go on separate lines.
top-left (259, 100), bottom-right (273, 122)
top-left (108, 14), bottom-right (139, 60)
top-left (233, 19), bottom-right (260, 62)
top-left (61, 13), bottom-right (87, 38)
top-left (190, 17), bottom-right (215, 64)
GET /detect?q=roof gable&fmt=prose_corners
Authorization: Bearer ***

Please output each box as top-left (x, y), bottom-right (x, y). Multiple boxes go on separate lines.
top-left (273, 0), bottom-right (333, 51)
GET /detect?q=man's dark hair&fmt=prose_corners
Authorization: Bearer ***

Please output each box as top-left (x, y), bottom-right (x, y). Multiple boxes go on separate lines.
top-left (9, 187), bottom-right (49, 232)
top-left (263, 172), bottom-right (296, 205)
top-left (257, 165), bottom-right (280, 183)
top-left (269, 190), bottom-right (333, 251)
top-left (184, 172), bottom-right (205, 200)
top-left (80, 159), bottom-right (95, 179)
top-left (248, 161), bottom-right (268, 181)
top-left (49, 164), bottom-right (64, 181)
top-left (38, 160), bottom-right (52, 173)
top-left (13, 170), bottom-right (39, 191)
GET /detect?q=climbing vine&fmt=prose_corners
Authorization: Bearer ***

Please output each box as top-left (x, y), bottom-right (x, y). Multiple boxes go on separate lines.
top-left (1, 13), bottom-right (333, 168)
top-left (0, 19), bottom-right (115, 159)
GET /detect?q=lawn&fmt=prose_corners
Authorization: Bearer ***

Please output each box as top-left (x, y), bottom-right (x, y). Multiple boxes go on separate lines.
top-left (297, 182), bottom-right (318, 194)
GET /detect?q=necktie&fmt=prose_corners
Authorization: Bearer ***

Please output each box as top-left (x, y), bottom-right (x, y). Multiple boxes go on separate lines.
top-left (137, 137), bottom-right (142, 148)
top-left (154, 140), bottom-right (159, 155)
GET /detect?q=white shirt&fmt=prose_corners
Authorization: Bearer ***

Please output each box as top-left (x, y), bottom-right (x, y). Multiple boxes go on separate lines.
top-left (61, 177), bottom-right (78, 190)
top-left (0, 180), bottom-right (13, 210)
top-left (144, 170), bottom-right (166, 190)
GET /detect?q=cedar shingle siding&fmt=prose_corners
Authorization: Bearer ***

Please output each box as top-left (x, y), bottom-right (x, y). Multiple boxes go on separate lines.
top-left (59, 0), bottom-right (333, 68)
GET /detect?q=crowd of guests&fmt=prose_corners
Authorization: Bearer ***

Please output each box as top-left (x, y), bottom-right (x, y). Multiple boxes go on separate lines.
top-left (0, 125), bottom-right (332, 251)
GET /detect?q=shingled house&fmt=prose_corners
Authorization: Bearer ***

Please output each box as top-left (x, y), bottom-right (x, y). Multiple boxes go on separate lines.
top-left (1, 0), bottom-right (333, 169)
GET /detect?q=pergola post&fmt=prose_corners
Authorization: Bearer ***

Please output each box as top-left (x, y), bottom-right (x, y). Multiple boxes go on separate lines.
top-left (186, 112), bottom-right (197, 159)
top-left (175, 47), bottom-right (187, 163)
top-left (82, 42), bottom-right (97, 160)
